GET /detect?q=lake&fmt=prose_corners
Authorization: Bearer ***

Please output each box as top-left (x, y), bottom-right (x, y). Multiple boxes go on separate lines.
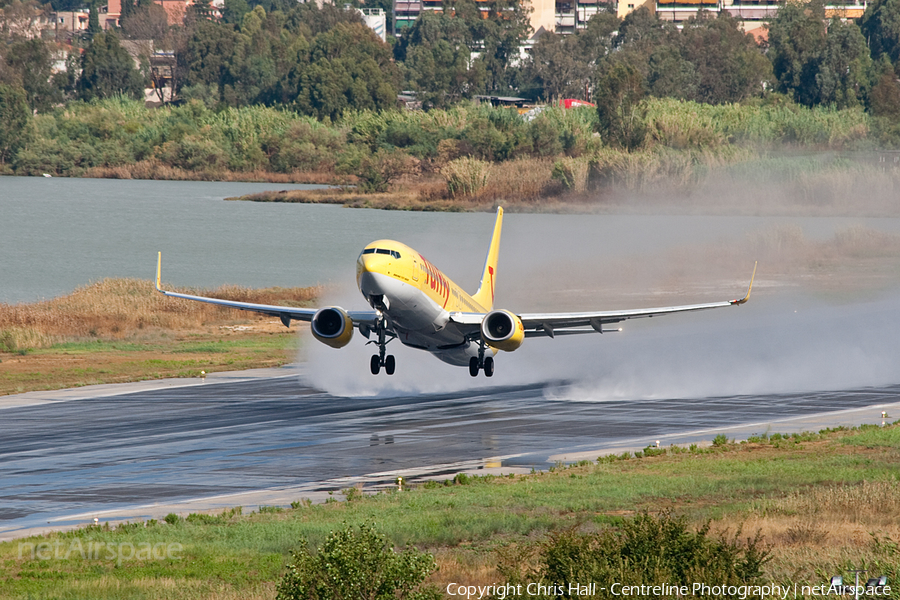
top-left (3, 176), bottom-right (900, 306)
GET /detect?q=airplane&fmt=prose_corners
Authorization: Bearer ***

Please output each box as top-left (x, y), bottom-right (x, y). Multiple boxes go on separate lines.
top-left (155, 207), bottom-right (756, 377)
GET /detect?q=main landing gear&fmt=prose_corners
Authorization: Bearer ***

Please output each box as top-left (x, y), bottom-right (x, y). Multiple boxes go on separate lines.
top-left (468, 341), bottom-right (494, 377)
top-left (368, 315), bottom-right (395, 376)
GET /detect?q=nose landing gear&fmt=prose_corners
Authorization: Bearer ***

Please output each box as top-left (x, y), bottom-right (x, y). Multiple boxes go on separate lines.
top-left (368, 315), bottom-right (395, 375)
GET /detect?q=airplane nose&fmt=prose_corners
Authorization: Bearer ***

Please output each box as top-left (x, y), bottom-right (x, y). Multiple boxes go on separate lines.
top-left (357, 255), bottom-right (385, 295)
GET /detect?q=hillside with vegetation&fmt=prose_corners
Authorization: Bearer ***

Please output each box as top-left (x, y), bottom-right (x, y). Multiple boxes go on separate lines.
top-left (2, 0), bottom-right (900, 208)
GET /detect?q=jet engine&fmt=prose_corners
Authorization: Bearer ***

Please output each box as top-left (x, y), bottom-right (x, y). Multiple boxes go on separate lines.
top-left (311, 307), bottom-right (354, 348)
top-left (481, 309), bottom-right (525, 352)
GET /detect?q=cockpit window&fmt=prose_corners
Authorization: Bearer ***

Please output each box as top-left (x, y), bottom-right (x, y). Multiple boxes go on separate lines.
top-left (362, 248), bottom-right (400, 259)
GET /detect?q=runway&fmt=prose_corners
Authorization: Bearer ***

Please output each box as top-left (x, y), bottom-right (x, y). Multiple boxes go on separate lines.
top-left (2, 366), bottom-right (899, 541)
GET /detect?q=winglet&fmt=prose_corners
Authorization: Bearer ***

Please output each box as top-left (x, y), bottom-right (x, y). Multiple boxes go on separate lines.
top-left (472, 207), bottom-right (503, 311)
top-left (731, 261), bottom-right (757, 305)
top-left (156, 252), bottom-right (163, 292)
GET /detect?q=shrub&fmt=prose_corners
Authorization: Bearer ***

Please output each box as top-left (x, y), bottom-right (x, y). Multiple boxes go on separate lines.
top-left (276, 522), bottom-right (440, 600)
top-left (525, 512), bottom-right (769, 595)
top-left (713, 434), bottom-right (729, 447)
top-left (356, 148), bottom-right (418, 193)
top-left (551, 156), bottom-right (590, 192)
top-left (442, 156), bottom-right (490, 198)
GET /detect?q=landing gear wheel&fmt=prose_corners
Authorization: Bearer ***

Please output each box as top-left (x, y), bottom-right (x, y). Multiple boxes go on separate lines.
top-left (384, 355), bottom-right (395, 375)
top-left (370, 354), bottom-right (381, 375)
top-left (469, 357), bottom-right (480, 377)
top-left (483, 356), bottom-right (494, 377)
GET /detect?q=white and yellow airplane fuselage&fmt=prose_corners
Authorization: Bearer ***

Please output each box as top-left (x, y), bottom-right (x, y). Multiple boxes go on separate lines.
top-left (357, 240), bottom-right (497, 366)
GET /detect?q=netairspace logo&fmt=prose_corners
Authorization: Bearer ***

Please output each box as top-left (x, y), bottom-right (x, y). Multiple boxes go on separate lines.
top-left (19, 539), bottom-right (183, 567)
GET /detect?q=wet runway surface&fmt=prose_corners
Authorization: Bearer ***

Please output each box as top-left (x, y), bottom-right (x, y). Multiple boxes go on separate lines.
top-left (3, 375), bottom-right (900, 537)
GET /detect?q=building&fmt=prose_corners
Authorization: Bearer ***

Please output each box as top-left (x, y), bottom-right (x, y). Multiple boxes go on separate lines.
top-left (395, 0), bottom-right (866, 37)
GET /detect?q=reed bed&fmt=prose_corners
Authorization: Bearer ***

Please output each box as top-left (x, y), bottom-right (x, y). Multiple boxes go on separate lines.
top-left (0, 279), bottom-right (320, 351)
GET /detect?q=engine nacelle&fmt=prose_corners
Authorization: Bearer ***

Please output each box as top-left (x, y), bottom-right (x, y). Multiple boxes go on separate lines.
top-left (481, 309), bottom-right (525, 352)
top-left (311, 307), bottom-right (354, 349)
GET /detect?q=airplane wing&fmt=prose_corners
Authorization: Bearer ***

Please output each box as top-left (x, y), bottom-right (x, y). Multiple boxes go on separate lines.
top-left (154, 253), bottom-right (379, 328)
top-left (451, 263), bottom-right (756, 339)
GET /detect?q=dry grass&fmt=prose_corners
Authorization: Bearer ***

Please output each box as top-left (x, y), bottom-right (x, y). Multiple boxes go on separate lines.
top-left (61, 576), bottom-right (276, 600)
top-left (0, 278), bottom-right (320, 349)
top-left (712, 479), bottom-right (900, 582)
top-left (442, 157), bottom-right (491, 198)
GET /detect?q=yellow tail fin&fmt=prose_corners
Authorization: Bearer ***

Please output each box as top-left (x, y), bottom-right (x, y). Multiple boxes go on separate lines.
top-left (472, 207), bottom-right (503, 311)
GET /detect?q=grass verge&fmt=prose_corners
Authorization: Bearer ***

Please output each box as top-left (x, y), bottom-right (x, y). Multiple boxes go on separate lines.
top-left (0, 279), bottom-right (314, 396)
top-left (2, 424), bottom-right (899, 599)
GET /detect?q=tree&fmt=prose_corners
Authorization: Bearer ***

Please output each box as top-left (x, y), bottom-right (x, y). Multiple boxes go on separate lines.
top-left (0, 0), bottom-right (47, 39)
top-left (615, 5), bottom-right (668, 51)
top-left (221, 0), bottom-right (250, 25)
top-left (576, 10), bottom-right (620, 61)
top-left (0, 83), bottom-right (29, 164)
top-left (527, 33), bottom-right (592, 101)
top-left (400, 12), bottom-right (484, 107)
top-left (120, 2), bottom-right (169, 39)
top-left (276, 523), bottom-right (440, 600)
top-left (3, 38), bottom-right (60, 112)
top-left (646, 44), bottom-right (699, 100)
top-left (443, 0), bottom-right (533, 93)
top-left (868, 56), bottom-right (900, 117)
top-left (177, 19), bottom-right (238, 97)
top-left (677, 11), bottom-right (771, 104)
top-left (220, 6), bottom-right (278, 105)
top-left (814, 17), bottom-right (872, 108)
top-left (88, 0), bottom-right (100, 36)
top-left (765, 0), bottom-right (826, 106)
top-left (78, 31), bottom-right (147, 100)
top-left (860, 0), bottom-right (900, 65)
top-left (295, 22), bottom-right (399, 120)
top-left (596, 62), bottom-right (647, 150)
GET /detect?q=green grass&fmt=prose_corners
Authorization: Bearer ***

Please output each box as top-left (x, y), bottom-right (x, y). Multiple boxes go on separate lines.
top-left (2, 424), bottom-right (899, 599)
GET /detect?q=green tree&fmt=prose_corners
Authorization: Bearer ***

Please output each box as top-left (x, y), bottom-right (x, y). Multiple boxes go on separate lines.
top-left (443, 0), bottom-right (532, 93)
top-left (87, 0), bottom-right (100, 36)
top-left (295, 22), bottom-right (399, 120)
top-left (220, 6), bottom-right (278, 105)
top-left (646, 44), bottom-right (699, 100)
top-left (860, 0), bottom-right (900, 65)
top-left (400, 12), bottom-right (483, 107)
top-left (222, 0), bottom-right (250, 24)
top-left (677, 11), bottom-right (771, 103)
top-left (78, 31), bottom-right (147, 101)
top-left (814, 17), bottom-right (872, 108)
top-left (4, 38), bottom-right (60, 112)
top-left (276, 522), bottom-right (440, 600)
top-left (766, 0), bottom-right (826, 106)
top-left (527, 32), bottom-right (591, 101)
top-left (576, 10), bottom-right (620, 61)
top-left (0, 83), bottom-right (29, 164)
top-left (120, 2), bottom-right (169, 39)
top-left (869, 56), bottom-right (900, 116)
top-left (615, 5), bottom-right (668, 51)
top-left (178, 20), bottom-right (238, 97)
top-left (595, 62), bottom-right (647, 150)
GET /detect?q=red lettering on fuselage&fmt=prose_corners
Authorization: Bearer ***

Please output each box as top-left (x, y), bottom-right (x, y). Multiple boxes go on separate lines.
top-left (419, 253), bottom-right (450, 308)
